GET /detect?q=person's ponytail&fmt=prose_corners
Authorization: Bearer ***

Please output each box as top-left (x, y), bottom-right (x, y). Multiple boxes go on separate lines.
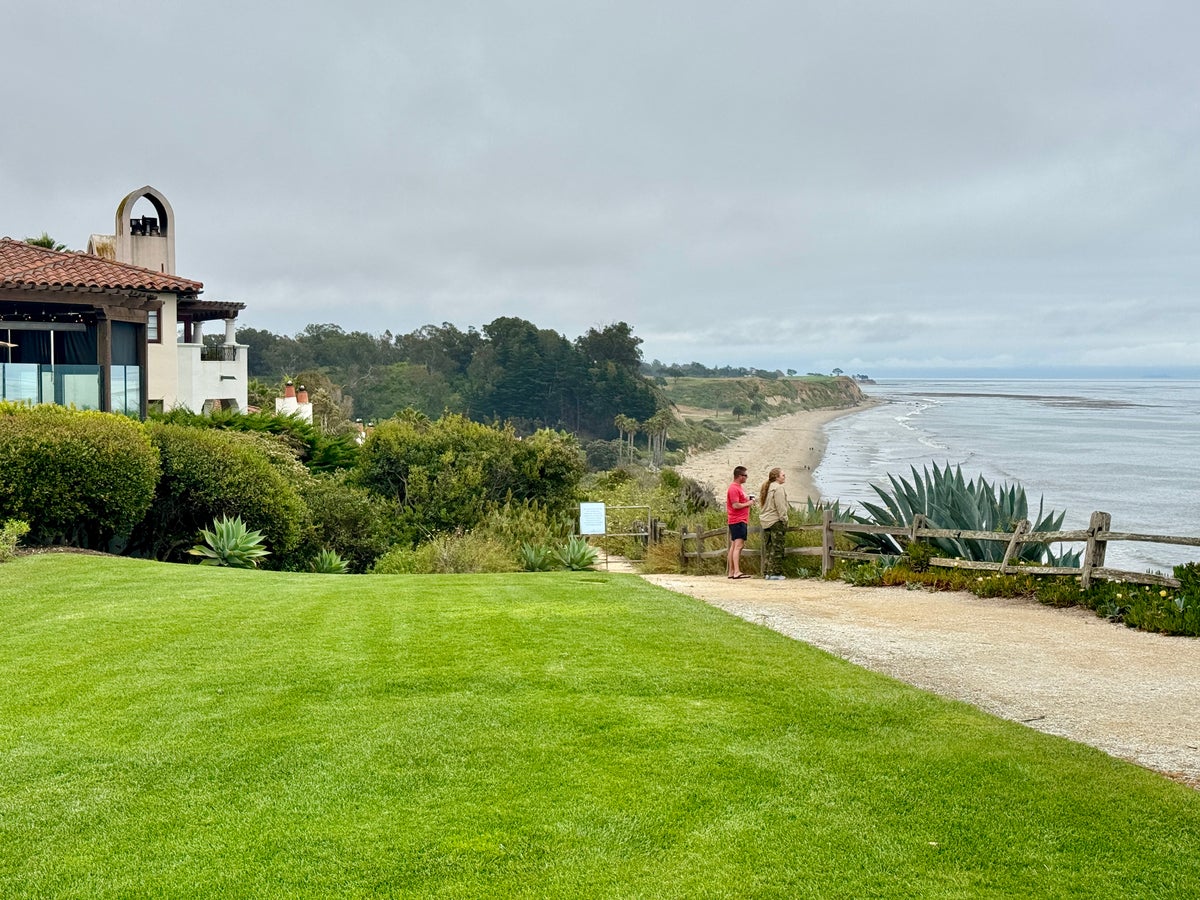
top-left (759, 467), bottom-right (781, 507)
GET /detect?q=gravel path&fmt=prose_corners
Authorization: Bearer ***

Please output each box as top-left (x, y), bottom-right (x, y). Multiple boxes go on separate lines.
top-left (641, 574), bottom-right (1200, 788)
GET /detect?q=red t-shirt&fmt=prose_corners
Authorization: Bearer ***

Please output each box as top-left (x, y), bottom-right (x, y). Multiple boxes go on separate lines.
top-left (727, 482), bottom-right (750, 525)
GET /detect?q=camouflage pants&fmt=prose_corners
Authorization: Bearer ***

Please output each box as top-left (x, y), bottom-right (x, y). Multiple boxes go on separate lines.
top-left (763, 521), bottom-right (787, 576)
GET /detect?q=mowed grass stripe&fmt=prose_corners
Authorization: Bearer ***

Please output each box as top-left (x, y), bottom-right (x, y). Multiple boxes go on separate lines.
top-left (0, 553), bottom-right (1197, 898)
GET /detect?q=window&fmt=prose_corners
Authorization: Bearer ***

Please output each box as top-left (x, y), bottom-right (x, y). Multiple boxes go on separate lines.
top-left (147, 308), bottom-right (161, 343)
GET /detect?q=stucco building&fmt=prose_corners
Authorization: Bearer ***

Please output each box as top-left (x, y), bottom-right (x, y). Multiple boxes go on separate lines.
top-left (0, 186), bottom-right (248, 416)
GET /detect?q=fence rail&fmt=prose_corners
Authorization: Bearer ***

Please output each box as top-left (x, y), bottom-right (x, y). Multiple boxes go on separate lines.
top-left (675, 510), bottom-right (1199, 588)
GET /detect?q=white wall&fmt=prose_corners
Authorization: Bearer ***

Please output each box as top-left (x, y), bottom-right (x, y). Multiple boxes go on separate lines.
top-left (175, 343), bottom-right (249, 413)
top-left (145, 293), bottom-right (179, 408)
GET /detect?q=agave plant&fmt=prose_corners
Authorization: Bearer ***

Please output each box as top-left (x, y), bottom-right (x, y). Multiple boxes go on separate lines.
top-left (852, 462), bottom-right (1080, 566)
top-left (519, 541), bottom-right (558, 572)
top-left (797, 497), bottom-right (859, 525)
top-left (553, 535), bottom-right (599, 571)
top-left (188, 515), bottom-right (270, 568)
top-left (310, 548), bottom-right (350, 574)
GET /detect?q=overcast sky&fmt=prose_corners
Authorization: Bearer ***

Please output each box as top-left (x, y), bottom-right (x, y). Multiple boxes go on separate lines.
top-left (4, 1), bottom-right (1198, 375)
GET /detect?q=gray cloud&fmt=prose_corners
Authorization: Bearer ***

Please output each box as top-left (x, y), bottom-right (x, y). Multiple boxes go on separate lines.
top-left (3, 1), bottom-right (1198, 374)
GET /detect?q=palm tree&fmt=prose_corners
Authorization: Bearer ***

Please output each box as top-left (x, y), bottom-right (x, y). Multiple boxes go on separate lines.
top-left (24, 232), bottom-right (68, 252)
top-left (614, 414), bottom-right (632, 448)
top-left (645, 409), bottom-right (676, 468)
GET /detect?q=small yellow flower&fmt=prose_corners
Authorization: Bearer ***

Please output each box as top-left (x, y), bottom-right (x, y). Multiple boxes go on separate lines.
top-left (1160, 590), bottom-right (1168, 597)
top-left (1116, 593), bottom-right (1123, 599)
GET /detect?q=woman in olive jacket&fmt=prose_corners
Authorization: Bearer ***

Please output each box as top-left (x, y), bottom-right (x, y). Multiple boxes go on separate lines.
top-left (758, 467), bottom-right (789, 580)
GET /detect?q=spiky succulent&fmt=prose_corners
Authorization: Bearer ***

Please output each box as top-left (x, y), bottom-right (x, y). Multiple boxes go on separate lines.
top-left (188, 515), bottom-right (271, 568)
top-left (852, 462), bottom-right (1080, 566)
top-left (519, 542), bottom-right (558, 572)
top-left (553, 536), bottom-right (599, 571)
top-left (310, 548), bottom-right (350, 574)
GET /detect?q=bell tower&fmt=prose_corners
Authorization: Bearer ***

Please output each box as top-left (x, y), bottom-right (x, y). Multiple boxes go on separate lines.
top-left (113, 185), bottom-right (176, 274)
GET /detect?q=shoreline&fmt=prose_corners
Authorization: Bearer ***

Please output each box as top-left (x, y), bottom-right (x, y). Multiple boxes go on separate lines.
top-left (673, 398), bottom-right (883, 504)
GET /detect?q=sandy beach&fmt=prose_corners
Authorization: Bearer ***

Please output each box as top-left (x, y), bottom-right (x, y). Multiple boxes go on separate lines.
top-left (672, 400), bottom-right (881, 504)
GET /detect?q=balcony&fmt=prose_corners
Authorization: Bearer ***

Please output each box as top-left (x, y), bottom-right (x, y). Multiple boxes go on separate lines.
top-left (200, 344), bottom-right (239, 362)
top-left (176, 343), bottom-right (248, 413)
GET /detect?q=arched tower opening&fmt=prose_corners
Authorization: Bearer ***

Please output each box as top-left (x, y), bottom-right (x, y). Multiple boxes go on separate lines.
top-left (114, 185), bottom-right (176, 274)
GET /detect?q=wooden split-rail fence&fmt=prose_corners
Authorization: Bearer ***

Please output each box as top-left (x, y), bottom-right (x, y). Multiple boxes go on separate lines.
top-left (677, 511), bottom-right (1200, 589)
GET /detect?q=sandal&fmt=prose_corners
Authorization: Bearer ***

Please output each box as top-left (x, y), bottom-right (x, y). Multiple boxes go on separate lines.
top-left (733, 573), bottom-right (752, 579)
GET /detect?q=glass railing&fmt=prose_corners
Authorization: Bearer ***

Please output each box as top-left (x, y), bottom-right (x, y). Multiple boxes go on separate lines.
top-left (110, 366), bottom-right (141, 416)
top-left (56, 365), bottom-right (104, 411)
top-left (0, 364), bottom-right (137, 414)
top-left (0, 363), bottom-right (40, 404)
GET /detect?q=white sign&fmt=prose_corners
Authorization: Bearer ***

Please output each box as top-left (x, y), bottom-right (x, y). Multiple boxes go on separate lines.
top-left (579, 502), bottom-right (607, 535)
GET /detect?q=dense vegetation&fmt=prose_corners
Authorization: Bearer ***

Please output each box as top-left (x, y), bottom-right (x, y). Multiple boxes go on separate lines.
top-left (0, 404), bottom-right (587, 573)
top-left (0, 402), bottom-right (159, 548)
top-left (354, 413), bottom-right (585, 547)
top-left (2, 554), bottom-right (1198, 897)
top-left (237, 318), bottom-right (659, 439)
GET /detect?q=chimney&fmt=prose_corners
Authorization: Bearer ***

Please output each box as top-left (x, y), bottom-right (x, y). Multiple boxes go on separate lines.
top-left (297, 385), bottom-right (309, 404)
top-left (284, 381), bottom-right (296, 398)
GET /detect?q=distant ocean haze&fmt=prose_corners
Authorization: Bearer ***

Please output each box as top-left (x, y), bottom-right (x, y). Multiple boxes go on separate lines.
top-left (815, 379), bottom-right (1200, 574)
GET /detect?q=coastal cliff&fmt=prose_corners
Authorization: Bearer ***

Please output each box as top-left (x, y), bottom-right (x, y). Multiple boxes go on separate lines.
top-left (793, 376), bottom-right (865, 409)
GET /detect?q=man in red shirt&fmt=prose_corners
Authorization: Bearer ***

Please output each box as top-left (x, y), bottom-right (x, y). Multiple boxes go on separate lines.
top-left (726, 465), bottom-right (753, 578)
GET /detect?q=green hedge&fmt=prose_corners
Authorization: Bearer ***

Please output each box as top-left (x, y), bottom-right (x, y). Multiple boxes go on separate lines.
top-left (290, 472), bottom-right (399, 573)
top-left (0, 403), bottom-right (159, 549)
top-left (127, 424), bottom-right (308, 563)
top-left (355, 414), bottom-right (584, 545)
top-left (152, 407), bottom-right (359, 473)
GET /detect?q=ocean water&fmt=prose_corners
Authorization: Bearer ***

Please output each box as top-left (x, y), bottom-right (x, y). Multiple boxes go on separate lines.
top-left (814, 380), bottom-right (1200, 574)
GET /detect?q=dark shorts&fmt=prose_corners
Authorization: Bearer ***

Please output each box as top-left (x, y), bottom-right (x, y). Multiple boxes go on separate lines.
top-left (728, 522), bottom-right (748, 542)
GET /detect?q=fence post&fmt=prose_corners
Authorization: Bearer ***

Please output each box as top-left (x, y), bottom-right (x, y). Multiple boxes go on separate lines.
top-left (909, 513), bottom-right (926, 545)
top-left (680, 524), bottom-right (690, 572)
top-left (999, 520), bottom-right (1030, 575)
top-left (821, 508), bottom-right (834, 576)
top-left (1082, 511), bottom-right (1111, 589)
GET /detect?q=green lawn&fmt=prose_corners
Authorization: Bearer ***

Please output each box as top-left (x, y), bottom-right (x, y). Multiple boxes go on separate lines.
top-left (2, 554), bottom-right (1198, 898)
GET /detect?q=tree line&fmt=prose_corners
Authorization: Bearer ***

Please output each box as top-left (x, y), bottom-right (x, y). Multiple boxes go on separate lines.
top-left (236, 318), bottom-right (661, 440)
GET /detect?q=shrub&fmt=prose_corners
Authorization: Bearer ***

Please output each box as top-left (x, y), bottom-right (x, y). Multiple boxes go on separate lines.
top-left (371, 531), bottom-right (519, 574)
top-left (153, 407), bottom-right (359, 473)
top-left (903, 540), bottom-right (935, 572)
top-left (840, 556), bottom-right (898, 587)
top-left (0, 519), bottom-right (30, 562)
top-left (583, 439), bottom-right (622, 471)
top-left (0, 403), bottom-right (159, 550)
top-left (1175, 562), bottom-right (1200, 605)
top-left (355, 415), bottom-right (585, 545)
top-left (292, 472), bottom-right (399, 573)
top-left (476, 501), bottom-right (574, 553)
top-left (128, 424), bottom-right (308, 563)
top-left (188, 515), bottom-right (271, 568)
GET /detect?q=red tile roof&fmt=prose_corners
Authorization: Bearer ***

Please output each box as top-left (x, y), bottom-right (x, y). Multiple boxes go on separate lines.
top-left (0, 237), bottom-right (203, 294)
